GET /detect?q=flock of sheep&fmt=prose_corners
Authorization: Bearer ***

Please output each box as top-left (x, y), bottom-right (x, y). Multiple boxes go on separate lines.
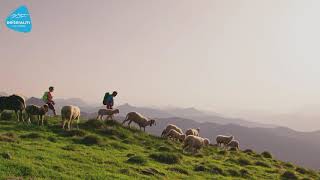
top-left (0, 94), bottom-right (240, 153)
top-left (161, 124), bottom-right (240, 153)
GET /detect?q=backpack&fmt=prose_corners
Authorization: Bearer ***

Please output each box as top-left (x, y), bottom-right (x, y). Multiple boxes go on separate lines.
top-left (103, 92), bottom-right (110, 105)
top-left (42, 91), bottom-right (49, 102)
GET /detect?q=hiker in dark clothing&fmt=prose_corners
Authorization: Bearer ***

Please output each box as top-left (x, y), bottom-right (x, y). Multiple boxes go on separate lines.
top-left (103, 91), bottom-right (118, 109)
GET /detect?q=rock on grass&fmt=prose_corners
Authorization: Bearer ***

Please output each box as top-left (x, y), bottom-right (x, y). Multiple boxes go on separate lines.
top-left (80, 135), bottom-right (103, 146)
top-left (150, 152), bottom-right (182, 164)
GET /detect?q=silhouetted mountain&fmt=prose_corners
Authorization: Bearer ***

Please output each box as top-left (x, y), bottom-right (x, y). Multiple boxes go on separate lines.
top-left (165, 107), bottom-right (211, 117)
top-left (229, 108), bottom-right (320, 131)
top-left (26, 97), bottom-right (45, 106)
top-left (116, 104), bottom-right (275, 128)
top-left (55, 98), bottom-right (89, 107)
top-left (117, 103), bottom-right (173, 118)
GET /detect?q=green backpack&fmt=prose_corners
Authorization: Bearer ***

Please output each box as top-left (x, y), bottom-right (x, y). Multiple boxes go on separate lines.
top-left (42, 91), bottom-right (49, 102)
top-left (103, 92), bottom-right (110, 105)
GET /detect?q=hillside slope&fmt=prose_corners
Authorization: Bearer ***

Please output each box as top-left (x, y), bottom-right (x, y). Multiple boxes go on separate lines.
top-left (145, 117), bottom-right (320, 169)
top-left (0, 116), bottom-right (319, 179)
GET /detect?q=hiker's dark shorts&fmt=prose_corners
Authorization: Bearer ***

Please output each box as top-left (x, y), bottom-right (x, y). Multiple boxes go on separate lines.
top-left (46, 102), bottom-right (55, 110)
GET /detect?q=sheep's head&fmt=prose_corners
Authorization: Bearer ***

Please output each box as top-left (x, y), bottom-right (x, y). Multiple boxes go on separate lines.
top-left (196, 128), bottom-right (200, 132)
top-left (113, 109), bottom-right (120, 114)
top-left (42, 104), bottom-right (49, 113)
top-left (161, 129), bottom-right (167, 137)
top-left (204, 138), bottom-right (210, 146)
top-left (179, 134), bottom-right (186, 141)
top-left (149, 119), bottom-right (156, 126)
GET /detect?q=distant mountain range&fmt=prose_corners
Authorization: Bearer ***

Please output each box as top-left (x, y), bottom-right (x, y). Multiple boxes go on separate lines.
top-left (115, 103), bottom-right (276, 128)
top-left (229, 108), bottom-right (320, 132)
top-left (25, 97), bottom-right (274, 129)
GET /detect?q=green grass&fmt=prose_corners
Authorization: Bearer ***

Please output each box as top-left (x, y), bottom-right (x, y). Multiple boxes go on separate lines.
top-left (0, 115), bottom-right (319, 179)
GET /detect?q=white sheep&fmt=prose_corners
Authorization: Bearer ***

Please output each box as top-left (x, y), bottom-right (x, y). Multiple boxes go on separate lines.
top-left (185, 128), bottom-right (200, 136)
top-left (161, 124), bottom-right (183, 137)
top-left (122, 112), bottom-right (156, 132)
top-left (183, 135), bottom-right (210, 153)
top-left (216, 135), bottom-right (234, 148)
top-left (227, 140), bottom-right (240, 150)
top-left (165, 129), bottom-right (186, 142)
top-left (96, 108), bottom-right (119, 121)
top-left (25, 104), bottom-right (49, 125)
top-left (61, 105), bottom-right (81, 130)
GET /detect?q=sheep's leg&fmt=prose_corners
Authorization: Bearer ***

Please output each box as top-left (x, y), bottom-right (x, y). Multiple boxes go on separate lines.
top-left (15, 110), bottom-right (19, 122)
top-left (128, 120), bottom-right (132, 127)
top-left (27, 114), bottom-right (30, 124)
top-left (122, 118), bottom-right (129, 125)
top-left (223, 144), bottom-right (228, 150)
top-left (62, 116), bottom-right (66, 129)
top-left (96, 115), bottom-right (100, 120)
top-left (41, 115), bottom-right (44, 126)
top-left (68, 118), bottom-right (72, 130)
top-left (68, 120), bottom-right (71, 130)
top-left (62, 120), bottom-right (66, 129)
top-left (76, 116), bottom-right (79, 129)
top-left (20, 110), bottom-right (24, 122)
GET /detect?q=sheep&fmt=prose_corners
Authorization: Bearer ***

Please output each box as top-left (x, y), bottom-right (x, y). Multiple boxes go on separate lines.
top-left (216, 135), bottom-right (234, 148)
top-left (183, 135), bottom-right (210, 153)
top-left (96, 108), bottom-right (119, 121)
top-left (0, 94), bottom-right (26, 122)
top-left (227, 140), bottom-right (240, 150)
top-left (185, 128), bottom-right (200, 136)
top-left (122, 112), bottom-right (156, 132)
top-left (161, 124), bottom-right (183, 137)
top-left (61, 105), bottom-right (81, 130)
top-left (25, 104), bottom-right (49, 125)
top-left (165, 129), bottom-right (186, 142)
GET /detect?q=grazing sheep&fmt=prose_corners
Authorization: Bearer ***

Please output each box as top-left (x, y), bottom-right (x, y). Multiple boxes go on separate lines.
top-left (227, 140), bottom-right (239, 150)
top-left (216, 135), bottom-right (234, 148)
top-left (61, 105), bottom-right (81, 130)
top-left (25, 104), bottom-right (49, 125)
top-left (0, 94), bottom-right (26, 122)
top-left (183, 135), bottom-right (210, 153)
top-left (161, 124), bottom-right (183, 137)
top-left (122, 112), bottom-right (156, 132)
top-left (185, 128), bottom-right (200, 136)
top-left (165, 129), bottom-right (186, 142)
top-left (96, 108), bottom-right (119, 121)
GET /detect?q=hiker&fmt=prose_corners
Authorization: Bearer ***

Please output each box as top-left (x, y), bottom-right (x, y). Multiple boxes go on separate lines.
top-left (42, 86), bottom-right (56, 116)
top-left (103, 91), bottom-right (118, 109)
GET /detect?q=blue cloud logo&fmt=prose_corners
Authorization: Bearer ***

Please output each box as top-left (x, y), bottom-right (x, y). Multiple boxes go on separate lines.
top-left (6, 5), bottom-right (32, 33)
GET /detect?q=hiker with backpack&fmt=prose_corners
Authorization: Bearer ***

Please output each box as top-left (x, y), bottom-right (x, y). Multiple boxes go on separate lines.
top-left (103, 91), bottom-right (118, 109)
top-left (42, 86), bottom-right (56, 116)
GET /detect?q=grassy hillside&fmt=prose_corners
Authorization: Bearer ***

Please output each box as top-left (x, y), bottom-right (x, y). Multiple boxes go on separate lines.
top-left (0, 115), bottom-right (319, 179)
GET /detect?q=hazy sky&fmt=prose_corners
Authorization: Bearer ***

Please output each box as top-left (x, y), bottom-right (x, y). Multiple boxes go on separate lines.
top-left (1, 0), bottom-right (320, 113)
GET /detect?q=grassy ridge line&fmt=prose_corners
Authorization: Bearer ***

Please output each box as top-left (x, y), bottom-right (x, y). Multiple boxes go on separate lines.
top-left (0, 116), bottom-right (318, 179)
